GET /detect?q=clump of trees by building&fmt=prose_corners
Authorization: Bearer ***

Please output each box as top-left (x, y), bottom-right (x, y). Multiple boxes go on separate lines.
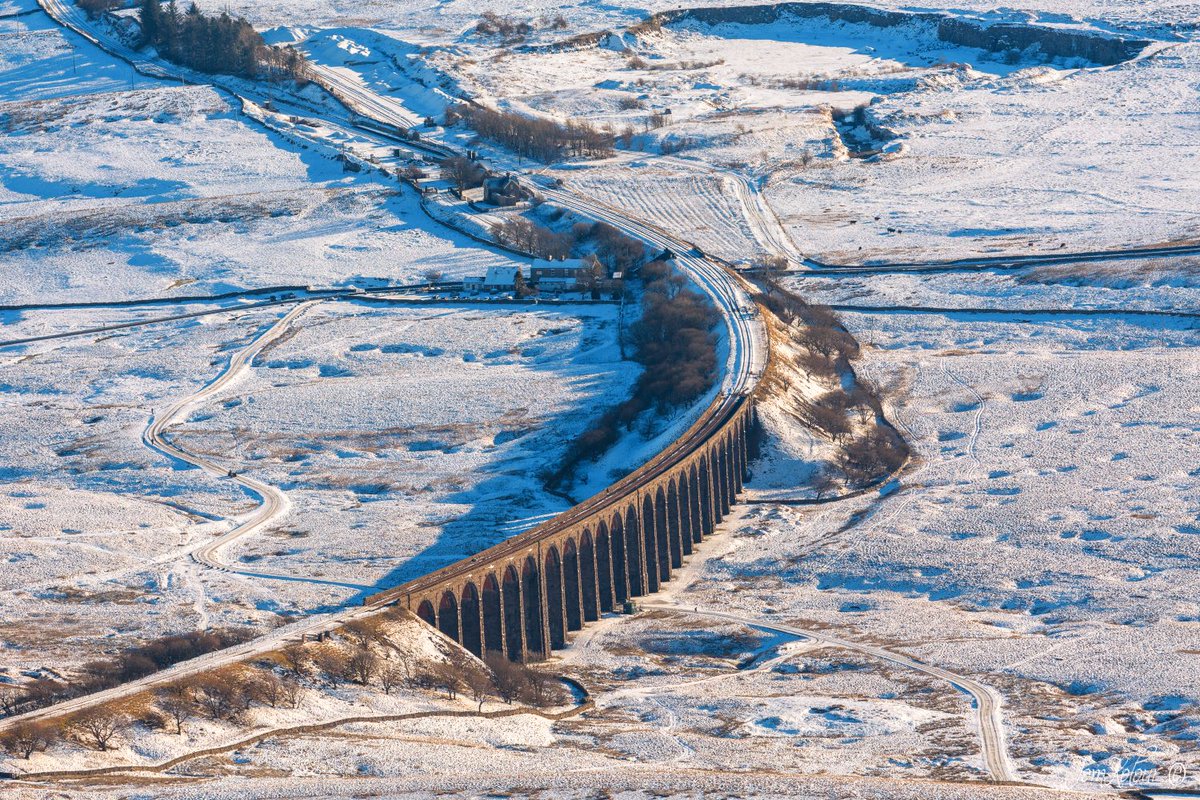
top-left (136, 0), bottom-right (308, 82)
top-left (547, 260), bottom-right (719, 490)
top-left (447, 104), bottom-right (613, 163)
top-left (491, 212), bottom-right (647, 274)
top-left (439, 156), bottom-right (487, 193)
top-left (494, 216), bottom-right (574, 260)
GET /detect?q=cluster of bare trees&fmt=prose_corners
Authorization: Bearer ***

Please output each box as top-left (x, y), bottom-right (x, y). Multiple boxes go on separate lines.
top-left (755, 277), bottom-right (909, 486)
top-left (275, 615), bottom-right (565, 713)
top-left (493, 217), bottom-right (574, 260)
top-left (757, 282), bottom-right (860, 379)
top-left (483, 654), bottom-right (566, 708)
top-left (439, 156), bottom-right (487, 193)
top-left (473, 12), bottom-right (568, 41)
top-left (0, 664), bottom-right (305, 759)
top-left (3, 708), bottom-right (135, 756)
top-left (0, 628), bottom-right (255, 722)
top-left (1, 613), bottom-right (573, 763)
top-left (491, 215), bottom-right (646, 275)
top-left (450, 104), bottom-right (613, 163)
top-left (837, 426), bottom-right (907, 484)
top-left (548, 259), bottom-right (719, 489)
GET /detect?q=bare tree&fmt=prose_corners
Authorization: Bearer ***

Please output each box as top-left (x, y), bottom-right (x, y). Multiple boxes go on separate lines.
top-left (23, 679), bottom-right (66, 710)
top-left (1, 721), bottom-right (56, 759)
top-left (440, 156), bottom-right (487, 193)
top-left (192, 674), bottom-right (247, 722)
top-left (756, 254), bottom-right (788, 273)
top-left (0, 685), bottom-right (24, 717)
top-left (464, 666), bottom-right (493, 713)
top-left (484, 652), bottom-right (525, 705)
top-left (346, 648), bottom-right (378, 686)
top-left (379, 664), bottom-right (406, 695)
top-left (249, 671), bottom-right (284, 708)
top-left (519, 665), bottom-right (562, 707)
top-left (342, 619), bottom-right (386, 649)
top-left (811, 468), bottom-right (840, 501)
top-left (429, 662), bottom-right (464, 700)
top-left (156, 684), bottom-right (196, 735)
top-left (280, 676), bottom-right (305, 709)
top-left (279, 644), bottom-right (309, 677)
top-left (312, 646), bottom-right (351, 685)
top-left (69, 708), bottom-right (130, 751)
top-left (421, 268), bottom-right (445, 286)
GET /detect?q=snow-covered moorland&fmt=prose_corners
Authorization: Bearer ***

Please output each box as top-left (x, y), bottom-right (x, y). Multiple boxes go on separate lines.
top-left (4, 0), bottom-right (1200, 795)
top-left (1, 298), bottom-right (637, 674)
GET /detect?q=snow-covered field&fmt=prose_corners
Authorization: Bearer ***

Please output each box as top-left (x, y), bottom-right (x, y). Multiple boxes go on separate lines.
top-left (691, 271), bottom-right (1200, 791)
top-left (1, 298), bottom-right (636, 673)
top-left (0, 13), bottom-right (525, 304)
top-left (5, 0), bottom-right (1200, 795)
top-left (0, 6), bottom-right (640, 677)
top-left (446, 12), bottom-right (1197, 265)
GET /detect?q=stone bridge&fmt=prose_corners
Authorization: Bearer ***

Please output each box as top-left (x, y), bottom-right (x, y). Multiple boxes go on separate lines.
top-left (368, 395), bottom-right (756, 661)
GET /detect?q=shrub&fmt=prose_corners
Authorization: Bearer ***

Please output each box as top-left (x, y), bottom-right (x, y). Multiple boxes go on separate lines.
top-left (0, 721), bottom-right (56, 759)
top-left (67, 708), bottom-right (130, 751)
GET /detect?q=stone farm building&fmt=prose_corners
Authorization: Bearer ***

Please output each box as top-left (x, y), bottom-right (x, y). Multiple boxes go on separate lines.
top-left (530, 256), bottom-right (601, 291)
top-left (464, 265), bottom-right (523, 292)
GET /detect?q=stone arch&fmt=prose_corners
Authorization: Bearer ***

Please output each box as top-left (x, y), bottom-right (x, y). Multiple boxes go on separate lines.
top-left (482, 572), bottom-right (503, 657)
top-left (725, 431), bottom-right (740, 501)
top-left (437, 590), bottom-right (459, 643)
top-left (731, 419), bottom-right (742, 476)
top-left (522, 556), bottom-right (545, 659)
top-left (580, 530), bottom-right (600, 621)
top-left (562, 538), bottom-right (583, 631)
top-left (698, 454), bottom-right (715, 538)
top-left (641, 495), bottom-right (660, 593)
top-left (715, 438), bottom-right (731, 516)
top-left (625, 505), bottom-right (645, 597)
top-left (677, 471), bottom-right (694, 556)
top-left (734, 420), bottom-right (747, 490)
top-left (688, 463), bottom-right (704, 544)
top-left (544, 547), bottom-right (567, 650)
top-left (460, 581), bottom-right (481, 657)
top-left (665, 480), bottom-right (683, 569)
top-left (502, 564), bottom-right (523, 662)
top-left (416, 599), bottom-right (435, 628)
top-left (653, 486), bottom-right (671, 581)
top-left (610, 513), bottom-right (628, 604)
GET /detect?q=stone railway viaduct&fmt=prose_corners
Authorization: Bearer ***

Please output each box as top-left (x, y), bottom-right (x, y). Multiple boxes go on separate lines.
top-left (369, 395), bottom-right (756, 661)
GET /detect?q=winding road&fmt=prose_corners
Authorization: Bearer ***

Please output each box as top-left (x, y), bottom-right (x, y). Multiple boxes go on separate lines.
top-left (643, 604), bottom-right (1018, 784)
top-left (141, 302), bottom-right (310, 575)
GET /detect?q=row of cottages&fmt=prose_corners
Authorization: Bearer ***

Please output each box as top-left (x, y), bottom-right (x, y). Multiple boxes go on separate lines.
top-left (463, 256), bottom-right (612, 294)
top-left (463, 266), bottom-right (524, 292)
